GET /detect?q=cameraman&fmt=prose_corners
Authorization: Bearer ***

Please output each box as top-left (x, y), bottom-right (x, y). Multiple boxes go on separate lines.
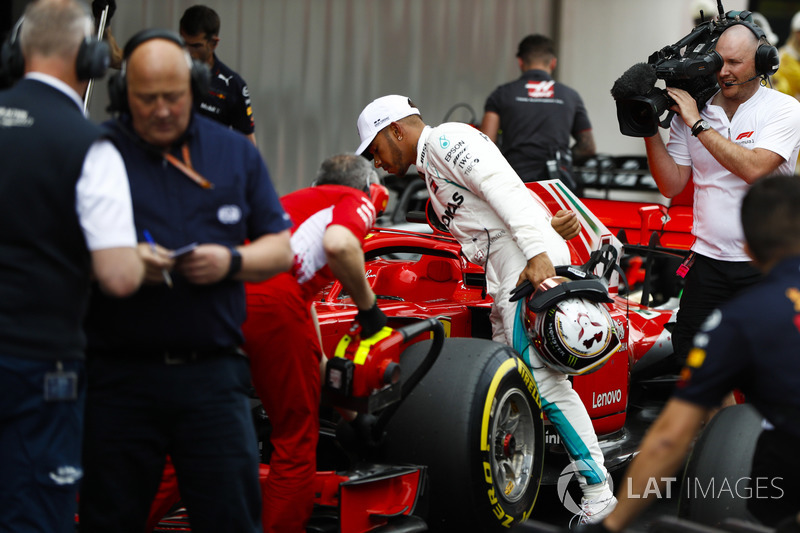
top-left (599, 173), bottom-right (800, 532)
top-left (644, 23), bottom-right (800, 369)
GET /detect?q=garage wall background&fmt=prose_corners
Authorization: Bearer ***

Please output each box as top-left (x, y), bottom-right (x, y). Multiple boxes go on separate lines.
top-left (7, 0), bottom-right (753, 195)
top-left (86, 0), bottom-right (555, 194)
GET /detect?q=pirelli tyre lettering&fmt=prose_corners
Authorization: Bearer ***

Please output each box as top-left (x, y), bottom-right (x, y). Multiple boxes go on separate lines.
top-left (381, 338), bottom-right (544, 532)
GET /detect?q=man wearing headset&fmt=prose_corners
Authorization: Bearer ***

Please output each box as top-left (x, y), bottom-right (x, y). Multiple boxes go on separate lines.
top-left (643, 19), bottom-right (800, 373)
top-left (144, 154), bottom-right (389, 533)
top-left (597, 174), bottom-right (800, 532)
top-left (0, 0), bottom-right (143, 531)
top-left (78, 30), bottom-right (292, 532)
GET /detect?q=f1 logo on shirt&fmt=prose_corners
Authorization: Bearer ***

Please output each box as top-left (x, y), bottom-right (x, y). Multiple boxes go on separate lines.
top-left (736, 131), bottom-right (754, 140)
top-left (526, 80), bottom-right (555, 98)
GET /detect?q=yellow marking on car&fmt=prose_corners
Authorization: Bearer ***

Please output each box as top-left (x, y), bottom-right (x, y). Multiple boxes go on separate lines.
top-left (333, 327), bottom-right (394, 365)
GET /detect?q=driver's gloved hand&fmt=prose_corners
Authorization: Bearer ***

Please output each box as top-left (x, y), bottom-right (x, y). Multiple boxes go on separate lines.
top-left (353, 299), bottom-right (387, 338)
top-left (92, 0), bottom-right (116, 22)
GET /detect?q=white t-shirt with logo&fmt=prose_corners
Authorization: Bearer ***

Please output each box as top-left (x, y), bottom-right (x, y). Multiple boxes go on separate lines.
top-left (667, 86), bottom-right (800, 261)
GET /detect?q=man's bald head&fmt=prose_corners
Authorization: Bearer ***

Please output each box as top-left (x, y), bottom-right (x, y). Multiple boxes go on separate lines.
top-left (125, 38), bottom-right (193, 147)
top-left (715, 24), bottom-right (763, 101)
top-left (718, 24), bottom-right (760, 55)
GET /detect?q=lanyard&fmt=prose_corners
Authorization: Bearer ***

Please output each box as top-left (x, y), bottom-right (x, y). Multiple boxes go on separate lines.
top-left (163, 143), bottom-right (214, 189)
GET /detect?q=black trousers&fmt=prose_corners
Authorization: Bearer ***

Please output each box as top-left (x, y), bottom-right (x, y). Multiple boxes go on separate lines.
top-left (672, 253), bottom-right (762, 363)
top-left (79, 352), bottom-right (262, 533)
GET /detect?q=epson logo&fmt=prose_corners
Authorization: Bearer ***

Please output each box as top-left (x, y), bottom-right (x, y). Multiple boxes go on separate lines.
top-left (592, 389), bottom-right (622, 408)
top-left (443, 140), bottom-right (465, 162)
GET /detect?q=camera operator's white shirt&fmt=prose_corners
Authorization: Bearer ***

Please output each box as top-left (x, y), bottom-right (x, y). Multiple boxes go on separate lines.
top-left (667, 86), bottom-right (800, 261)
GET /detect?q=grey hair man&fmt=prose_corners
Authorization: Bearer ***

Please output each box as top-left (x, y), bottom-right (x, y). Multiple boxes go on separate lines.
top-left (0, 0), bottom-right (143, 530)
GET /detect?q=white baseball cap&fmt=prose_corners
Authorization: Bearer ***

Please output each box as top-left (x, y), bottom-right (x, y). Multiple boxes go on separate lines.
top-left (355, 95), bottom-right (420, 158)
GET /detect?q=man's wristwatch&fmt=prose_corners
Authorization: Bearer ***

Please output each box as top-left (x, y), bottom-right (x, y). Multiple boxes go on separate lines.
top-left (226, 247), bottom-right (242, 279)
top-left (691, 119), bottom-right (711, 137)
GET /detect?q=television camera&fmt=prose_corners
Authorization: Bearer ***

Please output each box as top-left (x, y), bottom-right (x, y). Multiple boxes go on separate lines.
top-left (611, 1), bottom-right (778, 137)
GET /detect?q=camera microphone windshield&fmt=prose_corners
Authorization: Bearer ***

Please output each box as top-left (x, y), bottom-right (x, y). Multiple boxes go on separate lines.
top-left (611, 63), bottom-right (658, 100)
top-left (611, 63), bottom-right (671, 137)
top-left (611, 2), bottom-right (731, 138)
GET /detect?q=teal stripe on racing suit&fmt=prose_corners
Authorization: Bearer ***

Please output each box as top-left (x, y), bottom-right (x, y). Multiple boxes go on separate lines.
top-left (512, 299), bottom-right (605, 485)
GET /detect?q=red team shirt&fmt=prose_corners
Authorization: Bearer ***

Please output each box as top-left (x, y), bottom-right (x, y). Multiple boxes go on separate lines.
top-left (247, 184), bottom-right (376, 302)
top-left (238, 184), bottom-right (376, 532)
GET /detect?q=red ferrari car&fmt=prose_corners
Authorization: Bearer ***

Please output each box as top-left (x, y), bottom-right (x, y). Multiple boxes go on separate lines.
top-left (152, 180), bottom-right (694, 533)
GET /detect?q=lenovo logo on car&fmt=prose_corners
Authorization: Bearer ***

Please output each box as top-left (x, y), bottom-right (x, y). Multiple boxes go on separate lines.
top-left (592, 389), bottom-right (622, 408)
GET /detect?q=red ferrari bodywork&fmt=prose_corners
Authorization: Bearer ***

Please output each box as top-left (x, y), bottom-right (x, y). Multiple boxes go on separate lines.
top-left (147, 179), bottom-right (695, 533)
top-left (316, 181), bottom-right (684, 437)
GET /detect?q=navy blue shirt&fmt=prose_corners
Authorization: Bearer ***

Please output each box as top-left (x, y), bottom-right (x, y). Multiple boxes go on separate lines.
top-left (484, 69), bottom-right (591, 181)
top-left (85, 113), bottom-right (290, 351)
top-left (674, 255), bottom-right (800, 439)
top-left (197, 54), bottom-right (255, 135)
top-left (0, 79), bottom-right (103, 361)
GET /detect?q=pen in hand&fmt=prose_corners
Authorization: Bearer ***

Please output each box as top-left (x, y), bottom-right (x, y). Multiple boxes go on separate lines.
top-left (143, 229), bottom-right (173, 288)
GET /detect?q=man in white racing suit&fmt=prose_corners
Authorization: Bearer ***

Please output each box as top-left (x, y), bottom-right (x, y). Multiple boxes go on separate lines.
top-left (355, 94), bottom-right (616, 523)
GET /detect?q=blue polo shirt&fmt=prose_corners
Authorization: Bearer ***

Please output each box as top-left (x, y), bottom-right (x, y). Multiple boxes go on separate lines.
top-left (84, 113), bottom-right (291, 351)
top-left (674, 255), bottom-right (800, 439)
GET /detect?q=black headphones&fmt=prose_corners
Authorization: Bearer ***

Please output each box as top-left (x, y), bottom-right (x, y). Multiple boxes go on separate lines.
top-left (76, 36), bottom-right (111, 80)
top-left (723, 12), bottom-right (780, 77)
top-left (0, 17), bottom-right (25, 83)
top-left (0, 15), bottom-right (110, 85)
top-left (107, 28), bottom-right (210, 114)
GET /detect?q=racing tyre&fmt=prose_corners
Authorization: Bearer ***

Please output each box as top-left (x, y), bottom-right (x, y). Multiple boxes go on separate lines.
top-left (678, 403), bottom-right (762, 526)
top-left (381, 338), bottom-right (544, 532)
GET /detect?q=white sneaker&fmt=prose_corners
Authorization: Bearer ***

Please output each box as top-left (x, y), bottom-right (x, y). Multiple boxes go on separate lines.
top-left (572, 486), bottom-right (617, 526)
